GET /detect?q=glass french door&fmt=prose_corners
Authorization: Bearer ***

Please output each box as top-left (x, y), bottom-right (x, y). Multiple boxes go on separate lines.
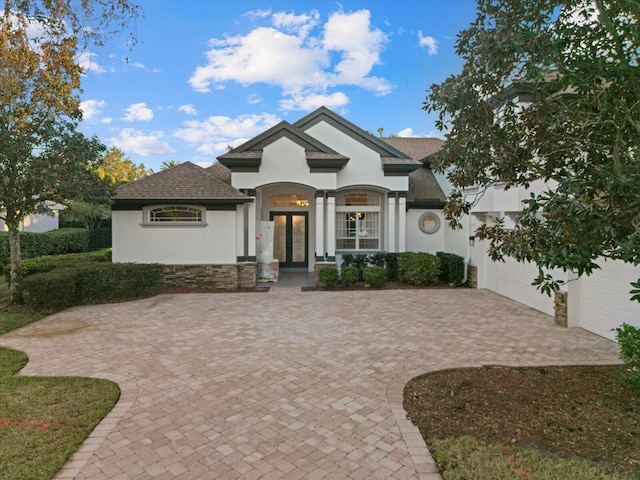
top-left (271, 212), bottom-right (308, 268)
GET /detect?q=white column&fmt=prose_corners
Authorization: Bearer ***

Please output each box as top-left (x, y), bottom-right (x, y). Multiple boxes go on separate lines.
top-left (326, 194), bottom-right (336, 259)
top-left (398, 196), bottom-right (407, 252)
top-left (235, 203), bottom-right (245, 261)
top-left (315, 193), bottom-right (324, 260)
top-left (387, 196), bottom-right (396, 253)
top-left (247, 198), bottom-right (256, 260)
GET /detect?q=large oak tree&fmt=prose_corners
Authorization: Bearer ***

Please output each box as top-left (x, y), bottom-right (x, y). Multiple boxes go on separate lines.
top-left (0, 0), bottom-right (139, 299)
top-left (425, 0), bottom-right (640, 300)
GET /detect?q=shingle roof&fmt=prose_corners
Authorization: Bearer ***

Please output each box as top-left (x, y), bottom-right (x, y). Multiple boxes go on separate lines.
top-left (407, 167), bottom-right (447, 206)
top-left (207, 162), bottom-right (231, 184)
top-left (114, 161), bottom-right (249, 201)
top-left (381, 137), bottom-right (447, 206)
top-left (381, 137), bottom-right (444, 164)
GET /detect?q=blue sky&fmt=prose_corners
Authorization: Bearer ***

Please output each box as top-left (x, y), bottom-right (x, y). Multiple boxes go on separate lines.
top-left (77, 0), bottom-right (478, 172)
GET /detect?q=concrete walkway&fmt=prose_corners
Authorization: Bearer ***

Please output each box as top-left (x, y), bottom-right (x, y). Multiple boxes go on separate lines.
top-left (1, 288), bottom-right (619, 479)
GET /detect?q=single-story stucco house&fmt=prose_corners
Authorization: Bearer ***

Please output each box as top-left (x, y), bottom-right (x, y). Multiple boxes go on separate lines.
top-left (112, 106), bottom-right (639, 341)
top-left (112, 106), bottom-right (460, 280)
top-left (0, 203), bottom-right (66, 233)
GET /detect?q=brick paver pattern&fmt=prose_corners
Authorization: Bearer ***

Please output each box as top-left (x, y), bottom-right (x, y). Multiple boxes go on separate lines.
top-left (1, 288), bottom-right (620, 479)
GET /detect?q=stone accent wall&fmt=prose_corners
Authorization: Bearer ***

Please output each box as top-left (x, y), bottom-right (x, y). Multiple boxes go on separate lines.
top-left (554, 291), bottom-right (568, 327)
top-left (468, 264), bottom-right (478, 289)
top-left (314, 262), bottom-right (337, 285)
top-left (162, 263), bottom-right (257, 290)
top-left (238, 262), bottom-right (258, 289)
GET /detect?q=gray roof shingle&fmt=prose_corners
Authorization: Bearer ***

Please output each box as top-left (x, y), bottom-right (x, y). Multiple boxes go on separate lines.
top-left (114, 161), bottom-right (249, 201)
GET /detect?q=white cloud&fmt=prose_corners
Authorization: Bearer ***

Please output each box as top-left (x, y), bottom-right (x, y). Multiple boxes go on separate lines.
top-left (323, 10), bottom-right (390, 93)
top-left (418, 31), bottom-right (438, 56)
top-left (244, 8), bottom-right (272, 20)
top-left (80, 99), bottom-right (106, 121)
top-left (109, 128), bottom-right (175, 156)
top-left (127, 59), bottom-right (162, 73)
top-left (77, 51), bottom-right (106, 74)
top-left (189, 9), bottom-right (391, 110)
top-left (279, 91), bottom-right (349, 111)
top-left (272, 10), bottom-right (320, 37)
top-left (123, 102), bottom-right (154, 122)
top-left (247, 93), bottom-right (262, 104)
top-left (397, 127), bottom-right (416, 137)
top-left (178, 104), bottom-right (198, 115)
top-left (174, 113), bottom-right (280, 156)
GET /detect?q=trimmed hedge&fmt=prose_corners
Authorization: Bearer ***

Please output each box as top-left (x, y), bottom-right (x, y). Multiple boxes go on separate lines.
top-left (18, 262), bottom-right (163, 312)
top-left (0, 228), bottom-right (89, 267)
top-left (363, 266), bottom-right (386, 288)
top-left (340, 266), bottom-right (359, 286)
top-left (4, 249), bottom-right (112, 284)
top-left (318, 266), bottom-right (339, 290)
top-left (397, 252), bottom-right (441, 286)
top-left (437, 252), bottom-right (465, 286)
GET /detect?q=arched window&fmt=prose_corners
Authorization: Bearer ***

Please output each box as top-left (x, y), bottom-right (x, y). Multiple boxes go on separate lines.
top-left (335, 191), bottom-right (381, 250)
top-left (144, 205), bottom-right (205, 225)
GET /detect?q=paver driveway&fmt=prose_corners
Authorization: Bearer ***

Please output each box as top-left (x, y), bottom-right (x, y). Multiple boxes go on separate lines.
top-left (1, 288), bottom-right (620, 479)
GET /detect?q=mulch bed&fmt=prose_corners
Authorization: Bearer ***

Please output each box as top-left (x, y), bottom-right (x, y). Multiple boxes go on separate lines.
top-left (403, 365), bottom-right (640, 477)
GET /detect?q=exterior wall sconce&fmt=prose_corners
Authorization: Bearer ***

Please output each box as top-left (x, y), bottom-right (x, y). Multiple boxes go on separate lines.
top-left (469, 236), bottom-right (475, 247)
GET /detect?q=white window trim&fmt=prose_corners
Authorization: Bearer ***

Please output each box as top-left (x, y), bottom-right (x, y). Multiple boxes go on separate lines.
top-left (335, 191), bottom-right (383, 252)
top-left (142, 204), bottom-right (207, 227)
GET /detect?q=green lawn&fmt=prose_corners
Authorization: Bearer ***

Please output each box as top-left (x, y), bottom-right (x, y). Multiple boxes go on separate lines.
top-left (0, 279), bottom-right (120, 480)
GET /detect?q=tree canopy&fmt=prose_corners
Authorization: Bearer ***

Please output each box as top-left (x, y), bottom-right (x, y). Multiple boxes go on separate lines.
top-left (0, 0), bottom-right (139, 298)
top-left (425, 0), bottom-right (640, 299)
top-left (99, 147), bottom-right (152, 184)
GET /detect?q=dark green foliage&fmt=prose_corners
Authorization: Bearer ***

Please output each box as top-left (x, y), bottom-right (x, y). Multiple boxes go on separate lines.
top-left (4, 249), bottom-right (111, 284)
top-left (397, 252), bottom-right (441, 286)
top-left (341, 253), bottom-right (368, 281)
top-left (615, 323), bottom-right (640, 388)
top-left (318, 266), bottom-right (339, 289)
top-left (0, 228), bottom-right (89, 268)
top-left (437, 252), bottom-right (465, 286)
top-left (363, 266), bottom-right (386, 288)
top-left (340, 266), bottom-right (358, 286)
top-left (384, 253), bottom-right (399, 281)
top-left (18, 263), bottom-right (162, 312)
top-left (424, 0), bottom-right (640, 300)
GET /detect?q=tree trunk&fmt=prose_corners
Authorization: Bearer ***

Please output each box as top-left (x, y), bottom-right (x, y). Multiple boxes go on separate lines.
top-left (7, 222), bottom-right (22, 303)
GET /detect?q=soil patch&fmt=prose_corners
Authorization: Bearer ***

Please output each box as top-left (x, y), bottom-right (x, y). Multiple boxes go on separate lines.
top-left (404, 365), bottom-right (640, 477)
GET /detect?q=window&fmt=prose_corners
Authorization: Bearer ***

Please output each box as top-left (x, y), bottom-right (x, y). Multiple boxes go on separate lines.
top-left (144, 205), bottom-right (205, 225)
top-left (336, 191), bottom-right (381, 250)
top-left (418, 212), bottom-right (441, 234)
top-left (269, 194), bottom-right (309, 207)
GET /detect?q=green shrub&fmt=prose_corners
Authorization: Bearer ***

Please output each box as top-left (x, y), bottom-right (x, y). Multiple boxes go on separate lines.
top-left (0, 228), bottom-right (89, 268)
top-left (384, 253), bottom-right (399, 281)
top-left (318, 266), bottom-right (339, 290)
top-left (397, 252), bottom-right (441, 286)
top-left (341, 253), bottom-right (368, 281)
top-left (615, 323), bottom-right (640, 388)
top-left (4, 249), bottom-right (112, 284)
top-left (437, 252), bottom-right (465, 286)
top-left (340, 266), bottom-right (359, 286)
top-left (18, 263), bottom-right (162, 312)
top-left (363, 266), bottom-right (386, 288)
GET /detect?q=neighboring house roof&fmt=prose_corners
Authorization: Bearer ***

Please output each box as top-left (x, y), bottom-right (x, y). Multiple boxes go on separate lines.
top-left (113, 161), bottom-right (251, 208)
top-left (382, 137), bottom-right (447, 208)
top-left (218, 120), bottom-right (349, 173)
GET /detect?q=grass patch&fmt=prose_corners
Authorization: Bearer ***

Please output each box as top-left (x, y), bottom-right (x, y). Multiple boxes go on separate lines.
top-left (1, 278), bottom-right (120, 479)
top-left (429, 436), bottom-right (628, 480)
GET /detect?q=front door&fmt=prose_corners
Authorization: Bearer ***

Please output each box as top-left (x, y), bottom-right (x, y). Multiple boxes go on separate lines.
top-left (271, 212), bottom-right (308, 268)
